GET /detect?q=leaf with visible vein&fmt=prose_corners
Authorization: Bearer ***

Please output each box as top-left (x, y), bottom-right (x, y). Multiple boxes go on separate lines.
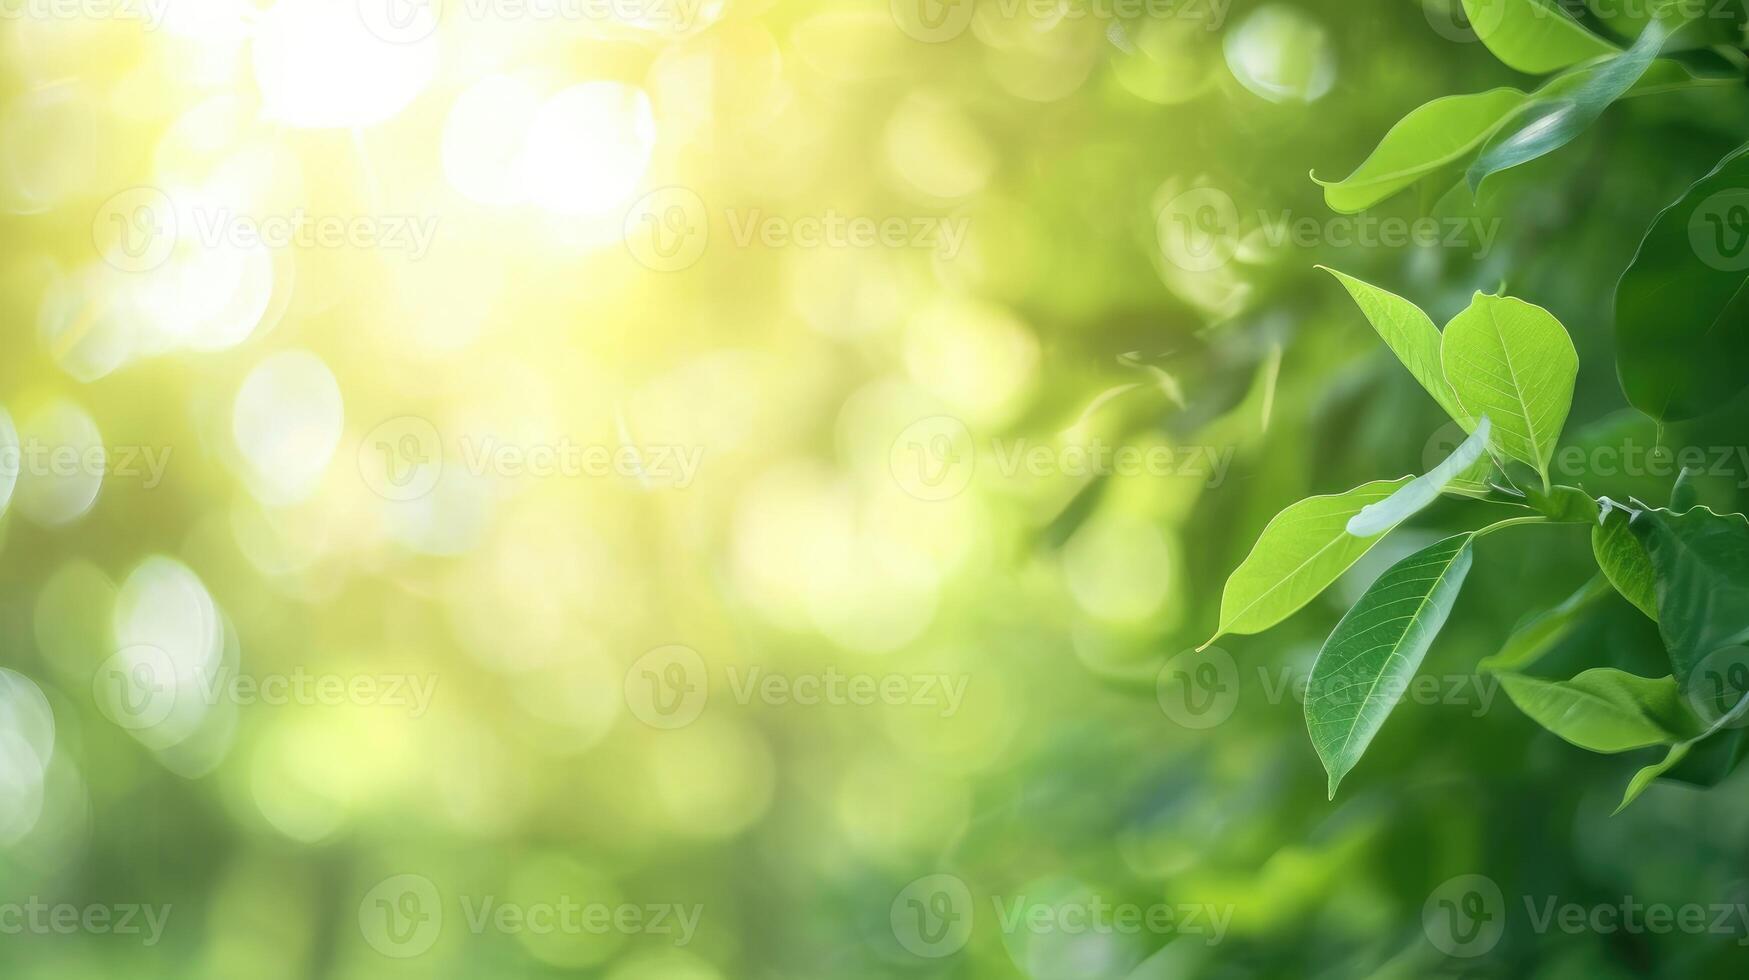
top-left (1307, 534), bottom-right (1475, 798)
top-left (1204, 478), bottom-right (1415, 647)
top-left (1499, 668), bottom-right (1697, 753)
top-left (1440, 292), bottom-right (1577, 487)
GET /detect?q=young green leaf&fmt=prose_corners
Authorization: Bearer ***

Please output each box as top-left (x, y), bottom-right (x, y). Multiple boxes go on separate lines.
top-left (1311, 89), bottom-right (1526, 214)
top-left (1320, 268), bottom-right (1472, 425)
top-left (1307, 533), bottom-right (1475, 798)
top-left (1347, 417), bottom-right (1492, 537)
top-left (1499, 668), bottom-right (1695, 753)
top-left (1440, 293), bottom-right (1578, 487)
top-left (1466, 15), bottom-right (1674, 193)
top-left (1617, 742), bottom-right (1692, 812)
top-left (1203, 477), bottom-right (1415, 647)
top-left (1521, 484), bottom-right (1601, 523)
top-left (1616, 682), bottom-right (1749, 813)
top-left (1629, 506), bottom-right (1749, 688)
top-left (1462, 0), bottom-right (1618, 74)
top-left (1480, 574), bottom-right (1613, 673)
top-left (1592, 503), bottom-right (1658, 620)
top-left (1616, 140), bottom-right (1749, 421)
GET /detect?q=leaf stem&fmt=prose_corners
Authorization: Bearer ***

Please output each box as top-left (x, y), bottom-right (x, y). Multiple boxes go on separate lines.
top-left (1474, 516), bottom-right (1550, 539)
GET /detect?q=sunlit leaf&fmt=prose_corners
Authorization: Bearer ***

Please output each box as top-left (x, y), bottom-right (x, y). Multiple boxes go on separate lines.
top-left (1499, 668), bottom-right (1696, 753)
top-left (1320, 268), bottom-right (1471, 425)
top-left (1462, 0), bottom-right (1618, 74)
top-left (1440, 292), bottom-right (1578, 487)
top-left (1204, 477), bottom-right (1415, 646)
top-left (1312, 89), bottom-right (1525, 213)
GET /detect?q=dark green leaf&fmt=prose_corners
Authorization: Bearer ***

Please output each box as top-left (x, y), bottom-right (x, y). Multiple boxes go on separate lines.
top-left (1616, 140), bottom-right (1749, 421)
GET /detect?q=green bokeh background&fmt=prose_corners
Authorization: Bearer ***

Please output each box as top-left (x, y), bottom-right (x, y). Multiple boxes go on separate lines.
top-left (2, 0), bottom-right (1749, 976)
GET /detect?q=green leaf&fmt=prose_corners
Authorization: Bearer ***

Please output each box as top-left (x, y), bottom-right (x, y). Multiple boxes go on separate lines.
top-left (1463, 0), bottom-right (1619, 73)
top-left (1616, 742), bottom-right (1691, 812)
top-left (1203, 477), bottom-right (1416, 646)
top-left (1592, 505), bottom-right (1659, 620)
top-left (1481, 574), bottom-right (1613, 673)
top-left (1615, 668), bottom-right (1749, 812)
top-left (1629, 506), bottom-right (1749, 688)
top-left (1466, 15), bottom-right (1674, 193)
top-left (1307, 534), bottom-right (1475, 798)
top-left (1311, 89), bottom-right (1526, 214)
top-left (1615, 140), bottom-right (1749, 421)
top-left (1320, 268), bottom-right (1472, 425)
top-left (1440, 292), bottom-right (1578, 486)
top-left (1499, 668), bottom-right (1695, 753)
top-left (1522, 484), bottom-right (1601, 523)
